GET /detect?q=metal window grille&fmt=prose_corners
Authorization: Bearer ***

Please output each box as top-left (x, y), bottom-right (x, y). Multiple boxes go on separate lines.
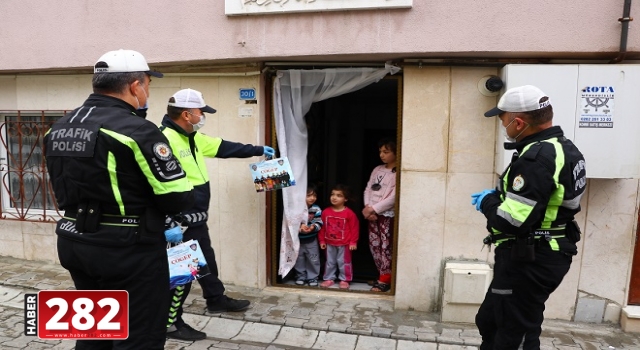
top-left (0, 111), bottom-right (67, 222)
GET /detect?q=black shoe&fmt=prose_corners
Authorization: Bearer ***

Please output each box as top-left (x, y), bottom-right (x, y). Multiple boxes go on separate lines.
top-left (166, 323), bottom-right (206, 341)
top-left (207, 295), bottom-right (250, 313)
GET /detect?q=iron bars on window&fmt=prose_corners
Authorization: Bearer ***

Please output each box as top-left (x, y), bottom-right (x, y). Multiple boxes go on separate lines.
top-left (0, 111), bottom-right (66, 222)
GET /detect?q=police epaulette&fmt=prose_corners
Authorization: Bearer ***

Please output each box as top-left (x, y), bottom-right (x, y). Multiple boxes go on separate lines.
top-left (524, 142), bottom-right (555, 173)
top-left (523, 142), bottom-right (543, 160)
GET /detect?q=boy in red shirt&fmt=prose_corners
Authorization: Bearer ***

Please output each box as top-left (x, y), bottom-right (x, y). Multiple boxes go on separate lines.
top-left (319, 184), bottom-right (359, 289)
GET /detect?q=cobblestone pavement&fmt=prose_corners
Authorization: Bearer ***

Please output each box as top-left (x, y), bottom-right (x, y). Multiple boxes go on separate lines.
top-left (0, 256), bottom-right (638, 349)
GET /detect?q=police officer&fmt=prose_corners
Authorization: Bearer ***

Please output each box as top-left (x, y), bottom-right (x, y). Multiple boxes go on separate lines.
top-left (471, 85), bottom-right (586, 349)
top-left (45, 49), bottom-right (194, 350)
top-left (160, 88), bottom-right (275, 341)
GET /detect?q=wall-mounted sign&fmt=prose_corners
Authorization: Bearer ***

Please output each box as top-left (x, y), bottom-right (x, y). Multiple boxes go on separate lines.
top-left (239, 88), bottom-right (256, 100)
top-left (225, 0), bottom-right (413, 16)
top-left (239, 107), bottom-right (254, 118)
top-left (578, 85), bottom-right (615, 128)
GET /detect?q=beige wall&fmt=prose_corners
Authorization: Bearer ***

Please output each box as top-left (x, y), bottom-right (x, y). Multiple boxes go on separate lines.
top-left (1, 1), bottom-right (638, 72)
top-left (579, 180), bottom-right (639, 303)
top-left (1, 70), bottom-right (639, 323)
top-left (396, 66), bottom-right (499, 311)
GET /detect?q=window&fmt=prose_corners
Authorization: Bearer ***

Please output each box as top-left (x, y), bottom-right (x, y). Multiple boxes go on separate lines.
top-left (0, 111), bottom-right (65, 221)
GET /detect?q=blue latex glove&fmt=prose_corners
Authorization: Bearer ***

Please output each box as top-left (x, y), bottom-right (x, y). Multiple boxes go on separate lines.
top-left (471, 189), bottom-right (496, 212)
top-left (164, 225), bottom-right (183, 243)
top-left (263, 146), bottom-right (275, 158)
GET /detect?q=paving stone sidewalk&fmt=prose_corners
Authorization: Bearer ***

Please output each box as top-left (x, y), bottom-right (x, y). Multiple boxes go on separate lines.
top-left (0, 256), bottom-right (638, 349)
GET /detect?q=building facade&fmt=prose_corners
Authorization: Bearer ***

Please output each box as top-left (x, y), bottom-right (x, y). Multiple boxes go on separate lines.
top-left (1, 0), bottom-right (639, 327)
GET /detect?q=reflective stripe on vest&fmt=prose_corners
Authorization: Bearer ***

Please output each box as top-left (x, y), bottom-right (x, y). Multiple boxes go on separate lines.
top-left (498, 138), bottom-right (565, 230)
top-left (539, 138), bottom-right (565, 229)
top-left (161, 127), bottom-right (221, 187)
top-left (182, 212), bottom-right (208, 224)
top-left (494, 138), bottom-right (567, 251)
top-left (100, 129), bottom-right (191, 215)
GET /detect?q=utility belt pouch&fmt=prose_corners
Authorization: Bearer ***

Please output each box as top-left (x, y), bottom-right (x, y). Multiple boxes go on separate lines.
top-left (511, 233), bottom-right (535, 262)
top-left (138, 207), bottom-right (164, 242)
top-left (75, 201), bottom-right (101, 233)
top-left (566, 220), bottom-right (581, 243)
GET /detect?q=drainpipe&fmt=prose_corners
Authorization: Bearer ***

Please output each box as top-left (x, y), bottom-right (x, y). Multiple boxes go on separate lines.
top-left (610, 0), bottom-right (633, 63)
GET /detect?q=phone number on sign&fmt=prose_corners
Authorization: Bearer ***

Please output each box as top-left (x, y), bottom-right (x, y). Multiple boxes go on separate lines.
top-left (580, 117), bottom-right (612, 122)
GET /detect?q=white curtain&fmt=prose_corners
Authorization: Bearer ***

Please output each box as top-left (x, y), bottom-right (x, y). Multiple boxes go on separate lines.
top-left (273, 64), bottom-right (401, 276)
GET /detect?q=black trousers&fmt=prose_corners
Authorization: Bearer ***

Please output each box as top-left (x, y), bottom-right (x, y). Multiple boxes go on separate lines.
top-left (168, 223), bottom-right (225, 327)
top-left (58, 236), bottom-right (169, 350)
top-left (475, 243), bottom-right (572, 350)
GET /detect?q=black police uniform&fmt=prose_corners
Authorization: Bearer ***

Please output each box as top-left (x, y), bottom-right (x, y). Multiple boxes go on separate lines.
top-left (475, 126), bottom-right (586, 350)
top-left (45, 94), bottom-right (194, 350)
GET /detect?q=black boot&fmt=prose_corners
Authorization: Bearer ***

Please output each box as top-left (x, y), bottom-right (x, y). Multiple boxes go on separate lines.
top-left (206, 295), bottom-right (250, 313)
top-left (166, 323), bottom-right (206, 341)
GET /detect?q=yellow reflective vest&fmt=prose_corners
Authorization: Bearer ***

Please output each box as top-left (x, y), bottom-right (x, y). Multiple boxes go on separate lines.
top-left (160, 115), bottom-right (264, 226)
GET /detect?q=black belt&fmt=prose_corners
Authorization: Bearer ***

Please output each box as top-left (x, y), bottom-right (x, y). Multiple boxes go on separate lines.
top-left (491, 227), bottom-right (566, 245)
top-left (532, 227), bottom-right (566, 237)
top-left (64, 211), bottom-right (140, 226)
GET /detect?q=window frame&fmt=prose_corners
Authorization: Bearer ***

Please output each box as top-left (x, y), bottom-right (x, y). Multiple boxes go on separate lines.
top-left (0, 110), bottom-right (67, 222)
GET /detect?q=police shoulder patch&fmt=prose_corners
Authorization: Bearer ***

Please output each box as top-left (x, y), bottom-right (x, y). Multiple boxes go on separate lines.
top-left (153, 142), bottom-right (172, 161)
top-left (512, 174), bottom-right (525, 191)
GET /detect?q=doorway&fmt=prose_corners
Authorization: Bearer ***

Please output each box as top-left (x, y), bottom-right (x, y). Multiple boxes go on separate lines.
top-left (269, 75), bottom-right (402, 292)
top-left (628, 212), bottom-right (640, 304)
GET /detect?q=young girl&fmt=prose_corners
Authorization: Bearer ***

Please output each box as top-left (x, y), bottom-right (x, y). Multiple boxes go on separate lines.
top-left (319, 184), bottom-right (359, 290)
top-left (362, 138), bottom-right (397, 292)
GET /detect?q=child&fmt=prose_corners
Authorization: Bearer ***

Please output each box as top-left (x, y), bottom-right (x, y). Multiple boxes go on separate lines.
top-left (294, 185), bottom-right (323, 287)
top-left (362, 138), bottom-right (397, 292)
top-left (319, 184), bottom-right (359, 290)
top-left (188, 264), bottom-right (198, 278)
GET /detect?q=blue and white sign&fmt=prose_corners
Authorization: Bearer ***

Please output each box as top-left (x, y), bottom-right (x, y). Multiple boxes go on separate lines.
top-left (239, 88), bottom-right (256, 100)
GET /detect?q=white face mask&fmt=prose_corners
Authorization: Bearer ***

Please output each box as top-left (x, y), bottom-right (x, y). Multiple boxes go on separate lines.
top-left (134, 83), bottom-right (149, 110)
top-left (502, 117), bottom-right (529, 143)
top-left (140, 95), bottom-right (149, 110)
top-left (502, 118), bottom-right (517, 142)
top-left (188, 112), bottom-right (205, 132)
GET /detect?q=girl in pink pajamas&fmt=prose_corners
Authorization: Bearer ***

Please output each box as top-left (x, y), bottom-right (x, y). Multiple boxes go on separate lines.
top-left (362, 138), bottom-right (396, 292)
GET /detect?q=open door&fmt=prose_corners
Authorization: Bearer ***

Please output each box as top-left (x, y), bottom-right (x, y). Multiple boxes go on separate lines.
top-left (267, 74), bottom-right (402, 292)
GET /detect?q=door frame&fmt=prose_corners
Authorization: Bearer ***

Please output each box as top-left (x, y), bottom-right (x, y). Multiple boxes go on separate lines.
top-left (627, 210), bottom-right (640, 304)
top-left (264, 70), bottom-right (403, 293)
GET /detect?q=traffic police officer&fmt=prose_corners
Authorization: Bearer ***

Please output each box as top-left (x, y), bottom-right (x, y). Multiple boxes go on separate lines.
top-left (45, 49), bottom-right (194, 350)
top-left (471, 85), bottom-right (586, 349)
top-left (159, 88), bottom-right (275, 341)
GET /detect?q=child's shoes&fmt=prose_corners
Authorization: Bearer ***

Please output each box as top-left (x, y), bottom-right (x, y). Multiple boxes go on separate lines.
top-left (339, 281), bottom-right (350, 289)
top-left (308, 279), bottom-right (318, 287)
top-left (320, 280), bottom-right (335, 288)
top-left (295, 278), bottom-right (305, 285)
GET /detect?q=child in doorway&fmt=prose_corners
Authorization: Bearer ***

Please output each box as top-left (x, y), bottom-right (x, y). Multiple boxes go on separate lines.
top-left (294, 185), bottom-right (323, 287)
top-left (362, 138), bottom-right (397, 292)
top-left (319, 184), bottom-right (359, 290)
